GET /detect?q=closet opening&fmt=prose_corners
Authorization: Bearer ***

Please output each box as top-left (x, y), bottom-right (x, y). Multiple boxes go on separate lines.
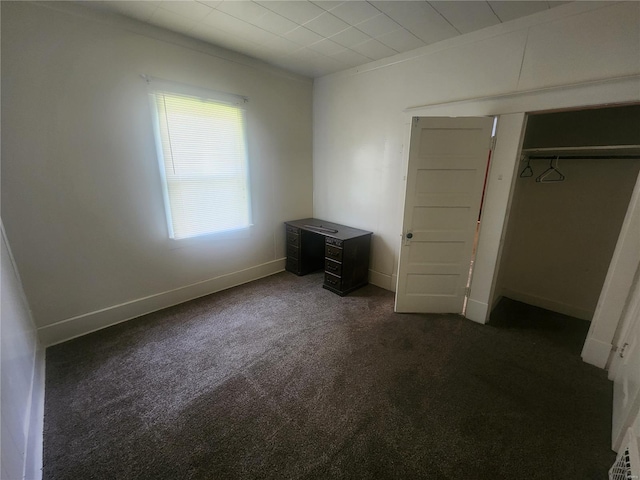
top-left (490, 104), bottom-right (640, 352)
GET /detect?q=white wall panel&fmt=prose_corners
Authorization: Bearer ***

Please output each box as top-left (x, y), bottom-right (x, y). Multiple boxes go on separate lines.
top-left (1, 418), bottom-right (22, 480)
top-left (518, 2), bottom-right (640, 91)
top-left (1, 2), bottom-right (313, 341)
top-left (1, 225), bottom-right (44, 479)
top-left (313, 2), bottom-right (640, 298)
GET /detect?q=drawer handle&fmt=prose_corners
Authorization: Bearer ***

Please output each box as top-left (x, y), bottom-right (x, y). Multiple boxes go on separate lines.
top-left (328, 250), bottom-right (339, 257)
top-left (326, 277), bottom-right (338, 286)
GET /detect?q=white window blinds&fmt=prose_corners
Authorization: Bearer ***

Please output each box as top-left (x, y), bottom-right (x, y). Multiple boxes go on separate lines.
top-left (149, 84), bottom-right (251, 240)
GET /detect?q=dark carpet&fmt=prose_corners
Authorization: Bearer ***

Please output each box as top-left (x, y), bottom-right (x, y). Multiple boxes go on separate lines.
top-left (43, 272), bottom-right (615, 479)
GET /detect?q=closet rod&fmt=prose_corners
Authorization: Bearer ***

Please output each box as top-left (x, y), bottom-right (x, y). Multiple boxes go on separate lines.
top-left (521, 145), bottom-right (640, 157)
top-left (522, 145), bottom-right (640, 151)
top-left (526, 155), bottom-right (640, 160)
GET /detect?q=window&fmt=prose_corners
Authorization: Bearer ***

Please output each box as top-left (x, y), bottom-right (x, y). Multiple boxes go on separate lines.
top-left (148, 80), bottom-right (251, 240)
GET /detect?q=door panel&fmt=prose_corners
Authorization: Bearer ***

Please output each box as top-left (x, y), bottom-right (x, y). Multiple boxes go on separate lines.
top-left (417, 169), bottom-right (478, 193)
top-left (409, 242), bottom-right (465, 264)
top-left (406, 274), bottom-right (458, 295)
top-left (395, 116), bottom-right (493, 313)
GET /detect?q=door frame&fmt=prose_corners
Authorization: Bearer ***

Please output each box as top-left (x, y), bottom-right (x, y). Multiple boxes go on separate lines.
top-left (397, 75), bottom-right (640, 370)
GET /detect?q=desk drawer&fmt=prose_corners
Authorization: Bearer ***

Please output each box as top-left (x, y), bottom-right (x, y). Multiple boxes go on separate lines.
top-left (286, 244), bottom-right (299, 259)
top-left (286, 230), bottom-right (299, 246)
top-left (325, 244), bottom-right (342, 262)
top-left (324, 259), bottom-right (342, 276)
top-left (324, 272), bottom-right (342, 290)
top-left (286, 257), bottom-right (299, 273)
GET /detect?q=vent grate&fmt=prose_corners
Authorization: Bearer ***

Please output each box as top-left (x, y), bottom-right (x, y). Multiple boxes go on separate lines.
top-left (610, 429), bottom-right (640, 480)
top-left (609, 447), bottom-right (636, 480)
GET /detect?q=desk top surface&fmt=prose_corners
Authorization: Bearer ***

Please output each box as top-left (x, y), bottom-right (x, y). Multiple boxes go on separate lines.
top-left (285, 218), bottom-right (372, 241)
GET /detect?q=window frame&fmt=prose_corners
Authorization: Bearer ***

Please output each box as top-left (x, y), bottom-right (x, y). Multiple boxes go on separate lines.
top-left (146, 77), bottom-right (253, 242)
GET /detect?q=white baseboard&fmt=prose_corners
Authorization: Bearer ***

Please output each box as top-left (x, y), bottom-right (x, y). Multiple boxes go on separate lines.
top-left (38, 259), bottom-right (286, 346)
top-left (369, 269), bottom-right (396, 292)
top-left (25, 346), bottom-right (45, 480)
top-left (581, 337), bottom-right (613, 370)
top-left (465, 298), bottom-right (490, 324)
top-left (500, 288), bottom-right (593, 321)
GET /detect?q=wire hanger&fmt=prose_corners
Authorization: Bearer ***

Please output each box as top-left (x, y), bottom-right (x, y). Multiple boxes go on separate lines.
top-left (535, 156), bottom-right (565, 183)
top-left (519, 156), bottom-right (534, 178)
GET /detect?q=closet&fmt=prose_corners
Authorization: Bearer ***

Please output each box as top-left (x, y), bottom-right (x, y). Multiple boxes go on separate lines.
top-left (493, 104), bottom-right (640, 322)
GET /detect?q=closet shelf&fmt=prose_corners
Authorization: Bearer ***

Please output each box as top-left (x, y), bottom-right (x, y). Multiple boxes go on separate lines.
top-left (522, 145), bottom-right (640, 158)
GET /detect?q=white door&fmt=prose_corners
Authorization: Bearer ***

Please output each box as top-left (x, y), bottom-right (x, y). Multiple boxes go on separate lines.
top-left (611, 278), bottom-right (640, 451)
top-left (395, 116), bottom-right (493, 313)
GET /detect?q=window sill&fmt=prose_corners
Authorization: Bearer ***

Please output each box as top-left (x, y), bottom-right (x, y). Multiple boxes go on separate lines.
top-left (167, 225), bottom-right (253, 250)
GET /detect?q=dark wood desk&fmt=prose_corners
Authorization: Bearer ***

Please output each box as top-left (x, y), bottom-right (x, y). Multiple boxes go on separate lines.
top-left (285, 218), bottom-right (372, 296)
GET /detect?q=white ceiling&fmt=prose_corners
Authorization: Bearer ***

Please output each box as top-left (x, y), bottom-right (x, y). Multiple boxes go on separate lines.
top-left (84, 1), bottom-right (570, 78)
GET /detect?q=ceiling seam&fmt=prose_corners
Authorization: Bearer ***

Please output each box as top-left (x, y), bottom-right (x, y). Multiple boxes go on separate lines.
top-left (366, 0), bottom-right (430, 52)
top-left (486, 1), bottom-right (503, 23)
top-left (426, 1), bottom-right (462, 35)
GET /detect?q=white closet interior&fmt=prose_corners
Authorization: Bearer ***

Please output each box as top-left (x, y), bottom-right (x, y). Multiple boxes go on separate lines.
top-left (493, 104), bottom-right (640, 321)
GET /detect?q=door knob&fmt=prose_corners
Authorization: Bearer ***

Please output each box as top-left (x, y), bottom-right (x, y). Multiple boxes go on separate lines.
top-left (406, 232), bottom-right (413, 239)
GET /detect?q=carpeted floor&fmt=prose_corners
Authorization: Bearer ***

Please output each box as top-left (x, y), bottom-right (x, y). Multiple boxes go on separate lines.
top-left (43, 272), bottom-right (615, 479)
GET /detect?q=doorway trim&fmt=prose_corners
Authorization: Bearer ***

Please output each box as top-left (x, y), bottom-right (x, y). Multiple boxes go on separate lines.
top-left (398, 75), bottom-right (640, 369)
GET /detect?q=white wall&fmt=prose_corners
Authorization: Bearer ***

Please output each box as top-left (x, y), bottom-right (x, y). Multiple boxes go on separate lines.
top-left (1, 224), bottom-right (45, 480)
top-left (313, 1), bottom-right (640, 295)
top-left (497, 157), bottom-right (640, 320)
top-left (1, 2), bottom-right (313, 345)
